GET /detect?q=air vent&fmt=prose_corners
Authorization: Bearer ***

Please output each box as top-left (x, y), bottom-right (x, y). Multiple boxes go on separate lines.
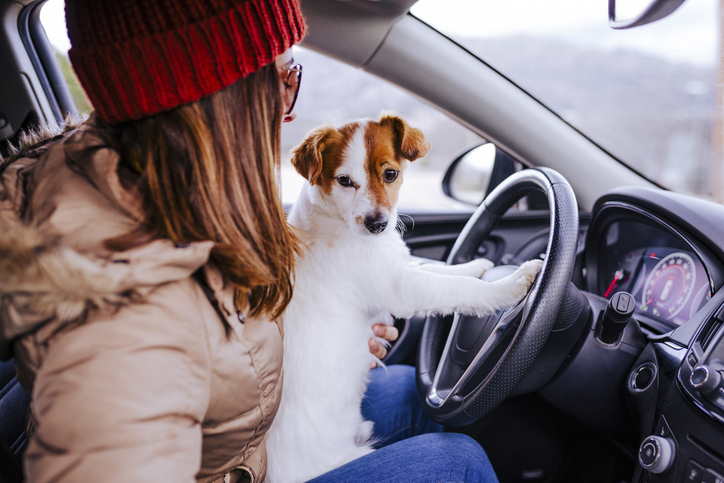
top-left (701, 318), bottom-right (723, 351)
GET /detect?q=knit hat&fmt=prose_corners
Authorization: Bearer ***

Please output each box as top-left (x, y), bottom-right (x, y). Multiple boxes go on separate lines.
top-left (65, 0), bottom-right (307, 125)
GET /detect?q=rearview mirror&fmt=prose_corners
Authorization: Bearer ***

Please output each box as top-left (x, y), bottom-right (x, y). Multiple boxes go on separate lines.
top-left (608, 0), bottom-right (686, 29)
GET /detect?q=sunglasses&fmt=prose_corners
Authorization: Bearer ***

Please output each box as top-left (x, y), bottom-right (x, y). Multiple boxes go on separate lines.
top-left (281, 63), bottom-right (303, 115)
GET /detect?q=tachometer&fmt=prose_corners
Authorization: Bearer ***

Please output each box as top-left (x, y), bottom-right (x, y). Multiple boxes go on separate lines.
top-left (641, 252), bottom-right (696, 320)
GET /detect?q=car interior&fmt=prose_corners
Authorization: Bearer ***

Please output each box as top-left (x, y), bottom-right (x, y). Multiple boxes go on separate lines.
top-left (1, 0), bottom-right (723, 482)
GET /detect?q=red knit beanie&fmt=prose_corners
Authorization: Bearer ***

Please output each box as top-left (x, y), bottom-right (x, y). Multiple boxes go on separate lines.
top-left (65, 0), bottom-right (307, 125)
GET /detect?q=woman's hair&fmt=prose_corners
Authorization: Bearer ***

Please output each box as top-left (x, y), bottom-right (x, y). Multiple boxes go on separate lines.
top-left (102, 63), bottom-right (298, 320)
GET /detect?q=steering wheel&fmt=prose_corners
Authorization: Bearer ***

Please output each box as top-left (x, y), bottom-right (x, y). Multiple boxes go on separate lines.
top-left (416, 168), bottom-right (579, 426)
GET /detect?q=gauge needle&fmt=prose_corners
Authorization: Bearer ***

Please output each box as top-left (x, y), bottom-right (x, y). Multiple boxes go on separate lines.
top-left (604, 270), bottom-right (626, 298)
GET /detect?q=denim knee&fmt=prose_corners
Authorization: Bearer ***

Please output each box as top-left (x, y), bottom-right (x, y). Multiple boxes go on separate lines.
top-left (436, 433), bottom-right (487, 459)
top-left (413, 433), bottom-right (498, 482)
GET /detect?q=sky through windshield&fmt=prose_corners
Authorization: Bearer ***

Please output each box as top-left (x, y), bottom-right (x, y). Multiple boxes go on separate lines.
top-left (411, 0), bottom-right (718, 67)
top-left (412, 0), bottom-right (723, 202)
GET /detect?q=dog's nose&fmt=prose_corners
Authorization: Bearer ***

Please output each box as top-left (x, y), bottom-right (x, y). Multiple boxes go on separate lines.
top-left (364, 214), bottom-right (388, 234)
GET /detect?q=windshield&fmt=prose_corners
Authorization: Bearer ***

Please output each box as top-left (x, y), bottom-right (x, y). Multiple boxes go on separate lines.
top-left (411, 0), bottom-right (723, 202)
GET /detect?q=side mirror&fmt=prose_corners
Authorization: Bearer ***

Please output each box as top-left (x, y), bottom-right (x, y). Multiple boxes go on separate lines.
top-left (608, 0), bottom-right (686, 29)
top-left (442, 143), bottom-right (516, 206)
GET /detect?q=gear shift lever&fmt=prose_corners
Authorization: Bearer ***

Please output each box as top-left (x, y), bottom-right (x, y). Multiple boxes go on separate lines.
top-left (598, 292), bottom-right (635, 344)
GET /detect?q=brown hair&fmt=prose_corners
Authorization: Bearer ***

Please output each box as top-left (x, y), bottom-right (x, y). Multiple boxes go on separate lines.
top-left (102, 63), bottom-right (298, 320)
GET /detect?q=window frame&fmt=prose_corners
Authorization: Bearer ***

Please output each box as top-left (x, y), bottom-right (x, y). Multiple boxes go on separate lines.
top-left (19, 0), bottom-right (77, 122)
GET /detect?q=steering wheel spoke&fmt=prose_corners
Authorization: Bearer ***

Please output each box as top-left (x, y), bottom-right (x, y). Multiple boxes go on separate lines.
top-left (427, 299), bottom-right (526, 408)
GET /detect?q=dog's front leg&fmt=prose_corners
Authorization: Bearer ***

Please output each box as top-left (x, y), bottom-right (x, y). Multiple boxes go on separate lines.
top-left (417, 258), bottom-right (494, 278)
top-left (381, 259), bottom-right (543, 319)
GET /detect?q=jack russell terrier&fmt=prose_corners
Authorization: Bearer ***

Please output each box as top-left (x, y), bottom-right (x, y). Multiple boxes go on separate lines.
top-left (265, 114), bottom-right (542, 483)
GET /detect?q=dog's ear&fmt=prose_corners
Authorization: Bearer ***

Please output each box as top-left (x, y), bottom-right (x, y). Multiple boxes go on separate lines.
top-left (379, 114), bottom-right (431, 162)
top-left (290, 125), bottom-right (338, 185)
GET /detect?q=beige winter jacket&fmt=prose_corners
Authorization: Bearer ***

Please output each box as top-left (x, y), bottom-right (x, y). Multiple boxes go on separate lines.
top-left (0, 120), bottom-right (283, 483)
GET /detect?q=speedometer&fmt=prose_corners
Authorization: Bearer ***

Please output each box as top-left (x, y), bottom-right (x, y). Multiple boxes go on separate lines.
top-left (641, 252), bottom-right (696, 320)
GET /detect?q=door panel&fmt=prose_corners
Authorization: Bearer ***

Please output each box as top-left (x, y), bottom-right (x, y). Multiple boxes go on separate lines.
top-left (402, 209), bottom-right (553, 264)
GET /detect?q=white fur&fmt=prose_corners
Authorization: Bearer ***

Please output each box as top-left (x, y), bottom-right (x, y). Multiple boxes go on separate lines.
top-left (265, 121), bottom-right (542, 483)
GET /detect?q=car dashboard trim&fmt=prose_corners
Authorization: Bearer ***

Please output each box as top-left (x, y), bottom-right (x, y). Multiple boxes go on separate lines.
top-left (589, 201), bottom-right (717, 299)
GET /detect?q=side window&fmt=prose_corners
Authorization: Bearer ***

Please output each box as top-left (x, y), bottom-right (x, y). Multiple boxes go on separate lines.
top-left (39, 0), bottom-right (92, 115)
top-left (282, 48), bottom-right (482, 209)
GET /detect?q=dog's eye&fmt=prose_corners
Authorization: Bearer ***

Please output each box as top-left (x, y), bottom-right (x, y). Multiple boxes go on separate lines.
top-left (384, 170), bottom-right (399, 183)
top-left (336, 175), bottom-right (354, 187)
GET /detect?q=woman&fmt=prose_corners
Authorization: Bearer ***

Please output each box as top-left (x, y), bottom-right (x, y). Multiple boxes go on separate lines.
top-left (0, 0), bottom-right (497, 481)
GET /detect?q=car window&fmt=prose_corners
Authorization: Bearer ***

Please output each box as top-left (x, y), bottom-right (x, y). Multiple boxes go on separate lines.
top-left (281, 47), bottom-right (482, 209)
top-left (39, 0), bottom-right (92, 115)
top-left (39, 1), bottom-right (482, 211)
top-left (411, 0), bottom-right (722, 203)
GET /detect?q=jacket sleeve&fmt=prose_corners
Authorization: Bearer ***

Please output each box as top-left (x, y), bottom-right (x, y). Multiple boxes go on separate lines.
top-left (23, 280), bottom-right (213, 483)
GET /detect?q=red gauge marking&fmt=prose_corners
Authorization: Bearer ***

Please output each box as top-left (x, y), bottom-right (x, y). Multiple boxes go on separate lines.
top-left (604, 270), bottom-right (625, 298)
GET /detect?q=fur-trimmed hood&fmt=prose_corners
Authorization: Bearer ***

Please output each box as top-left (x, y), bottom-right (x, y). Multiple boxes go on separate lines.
top-left (0, 120), bottom-right (213, 360)
top-left (0, 119), bottom-right (284, 483)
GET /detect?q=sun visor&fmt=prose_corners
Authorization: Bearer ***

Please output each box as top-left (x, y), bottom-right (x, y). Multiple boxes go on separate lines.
top-left (300, 0), bottom-right (418, 68)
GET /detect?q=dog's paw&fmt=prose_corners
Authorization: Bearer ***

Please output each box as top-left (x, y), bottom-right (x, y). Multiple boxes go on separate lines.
top-left (467, 257), bottom-right (495, 277)
top-left (514, 259), bottom-right (544, 288)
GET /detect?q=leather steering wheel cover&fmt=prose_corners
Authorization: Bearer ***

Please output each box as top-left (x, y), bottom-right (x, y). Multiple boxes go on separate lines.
top-left (416, 168), bottom-right (579, 425)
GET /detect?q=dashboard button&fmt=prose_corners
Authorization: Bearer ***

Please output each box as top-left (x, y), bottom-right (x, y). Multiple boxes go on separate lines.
top-left (631, 363), bottom-right (656, 391)
top-left (686, 460), bottom-right (705, 483)
top-left (690, 365), bottom-right (723, 396)
top-left (639, 435), bottom-right (675, 474)
top-left (640, 441), bottom-right (658, 466)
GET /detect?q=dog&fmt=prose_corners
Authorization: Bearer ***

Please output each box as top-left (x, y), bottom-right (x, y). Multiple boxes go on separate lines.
top-left (265, 114), bottom-right (542, 483)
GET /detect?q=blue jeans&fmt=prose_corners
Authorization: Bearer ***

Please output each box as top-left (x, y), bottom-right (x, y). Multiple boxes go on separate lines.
top-left (307, 365), bottom-right (499, 483)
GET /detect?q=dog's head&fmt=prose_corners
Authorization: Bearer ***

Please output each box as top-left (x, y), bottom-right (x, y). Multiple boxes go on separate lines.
top-left (291, 113), bottom-right (431, 236)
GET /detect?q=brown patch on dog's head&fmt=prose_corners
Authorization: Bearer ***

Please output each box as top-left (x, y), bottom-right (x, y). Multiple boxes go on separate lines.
top-left (290, 124), bottom-right (337, 185)
top-left (379, 113), bottom-right (431, 162)
top-left (363, 114), bottom-right (431, 212)
top-left (318, 123), bottom-right (360, 194)
top-left (290, 123), bottom-right (362, 194)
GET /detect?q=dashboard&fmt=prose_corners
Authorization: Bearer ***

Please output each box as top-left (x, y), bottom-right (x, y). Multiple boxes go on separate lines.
top-left (593, 219), bottom-right (712, 329)
top-left (582, 188), bottom-right (724, 483)
top-left (585, 197), bottom-right (722, 334)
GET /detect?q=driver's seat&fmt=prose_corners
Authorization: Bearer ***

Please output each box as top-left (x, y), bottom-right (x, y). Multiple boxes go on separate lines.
top-left (0, 358), bottom-right (28, 482)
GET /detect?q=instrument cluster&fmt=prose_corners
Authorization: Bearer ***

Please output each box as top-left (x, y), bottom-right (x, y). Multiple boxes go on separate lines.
top-left (592, 217), bottom-right (713, 329)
